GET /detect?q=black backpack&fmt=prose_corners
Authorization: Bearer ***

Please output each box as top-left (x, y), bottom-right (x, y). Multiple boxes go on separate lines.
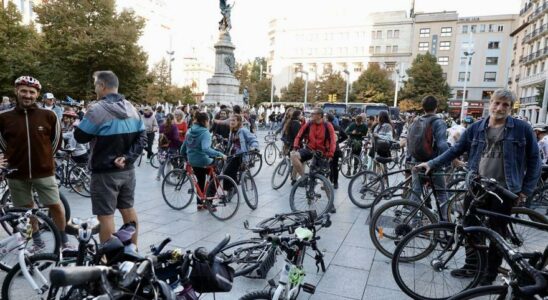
top-left (407, 115), bottom-right (439, 162)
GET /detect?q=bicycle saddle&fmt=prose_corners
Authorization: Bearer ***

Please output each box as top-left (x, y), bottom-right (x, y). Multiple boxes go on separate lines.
top-left (375, 156), bottom-right (393, 164)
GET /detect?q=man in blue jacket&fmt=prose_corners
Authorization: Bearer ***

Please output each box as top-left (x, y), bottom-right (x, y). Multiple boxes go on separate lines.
top-left (416, 89), bottom-right (541, 285)
top-left (75, 71), bottom-right (146, 247)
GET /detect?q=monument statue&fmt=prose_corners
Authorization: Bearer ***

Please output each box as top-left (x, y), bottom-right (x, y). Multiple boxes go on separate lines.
top-left (219, 0), bottom-right (233, 33)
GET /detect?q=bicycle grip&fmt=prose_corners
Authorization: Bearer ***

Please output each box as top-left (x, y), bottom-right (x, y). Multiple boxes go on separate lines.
top-left (518, 267), bottom-right (547, 296)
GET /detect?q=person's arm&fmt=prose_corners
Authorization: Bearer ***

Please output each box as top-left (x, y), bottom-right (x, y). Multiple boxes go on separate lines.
top-left (521, 125), bottom-right (541, 196)
top-left (244, 129), bottom-right (259, 149)
top-left (433, 119), bottom-right (449, 155)
top-left (345, 123), bottom-right (355, 135)
top-left (201, 133), bottom-right (224, 158)
top-left (124, 118), bottom-right (147, 164)
top-left (428, 125), bottom-right (472, 169)
top-left (293, 122), bottom-right (308, 150)
top-left (152, 117), bottom-right (159, 132)
top-left (338, 126), bottom-right (348, 143)
top-left (50, 113), bottom-right (62, 152)
top-left (327, 123), bottom-right (336, 158)
top-left (74, 107), bottom-right (98, 144)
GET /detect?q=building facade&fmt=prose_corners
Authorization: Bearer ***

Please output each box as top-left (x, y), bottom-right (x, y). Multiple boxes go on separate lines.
top-left (3, 0), bottom-right (42, 24)
top-left (182, 46), bottom-right (215, 102)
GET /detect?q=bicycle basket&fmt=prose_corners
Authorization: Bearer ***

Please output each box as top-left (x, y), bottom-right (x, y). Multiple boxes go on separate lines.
top-left (189, 257), bottom-right (234, 293)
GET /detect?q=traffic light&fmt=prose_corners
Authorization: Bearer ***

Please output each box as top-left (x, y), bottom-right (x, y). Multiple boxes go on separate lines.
top-left (328, 94), bottom-right (333, 102)
top-left (333, 94), bottom-right (337, 102)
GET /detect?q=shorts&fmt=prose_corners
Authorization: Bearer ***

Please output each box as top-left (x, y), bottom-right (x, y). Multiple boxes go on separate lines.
top-left (7, 176), bottom-right (60, 207)
top-left (297, 148), bottom-right (314, 162)
top-left (90, 169), bottom-right (136, 216)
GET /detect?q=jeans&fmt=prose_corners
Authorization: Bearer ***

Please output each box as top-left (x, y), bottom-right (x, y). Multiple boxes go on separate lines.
top-left (410, 168), bottom-right (448, 220)
top-left (146, 132), bottom-right (155, 159)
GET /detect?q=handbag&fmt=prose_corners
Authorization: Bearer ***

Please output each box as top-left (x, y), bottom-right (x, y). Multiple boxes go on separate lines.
top-left (189, 258), bottom-right (234, 293)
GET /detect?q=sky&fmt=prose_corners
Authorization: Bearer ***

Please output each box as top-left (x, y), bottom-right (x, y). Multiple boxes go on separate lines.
top-left (119, 0), bottom-right (522, 84)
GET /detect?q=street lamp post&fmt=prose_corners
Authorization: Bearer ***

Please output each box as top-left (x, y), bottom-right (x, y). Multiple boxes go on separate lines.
top-left (343, 70), bottom-right (350, 109)
top-left (166, 50), bottom-right (175, 86)
top-left (299, 70), bottom-right (309, 109)
top-left (393, 69), bottom-right (406, 107)
top-left (263, 72), bottom-right (275, 108)
top-left (460, 50), bottom-right (475, 122)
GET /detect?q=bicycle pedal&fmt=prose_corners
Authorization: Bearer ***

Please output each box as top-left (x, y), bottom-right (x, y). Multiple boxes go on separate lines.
top-left (301, 283), bottom-right (316, 294)
top-left (267, 279), bottom-right (277, 287)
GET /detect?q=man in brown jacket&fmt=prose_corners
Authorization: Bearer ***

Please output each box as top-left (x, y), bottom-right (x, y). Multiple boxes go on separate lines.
top-left (0, 76), bottom-right (70, 251)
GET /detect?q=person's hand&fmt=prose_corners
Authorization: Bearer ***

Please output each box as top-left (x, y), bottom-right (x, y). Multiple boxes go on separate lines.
top-left (452, 159), bottom-right (465, 168)
top-left (515, 193), bottom-right (527, 206)
top-left (0, 154), bottom-right (7, 169)
top-left (413, 162), bottom-right (431, 174)
top-left (221, 155), bottom-right (227, 161)
top-left (352, 130), bottom-right (357, 134)
top-left (114, 156), bottom-right (126, 169)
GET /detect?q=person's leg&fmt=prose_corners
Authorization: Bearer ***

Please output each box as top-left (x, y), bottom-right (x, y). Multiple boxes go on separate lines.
top-left (291, 151), bottom-right (305, 177)
top-left (193, 166), bottom-right (207, 205)
top-left (146, 132), bottom-right (155, 159)
top-left (97, 215), bottom-right (115, 243)
top-left (410, 168), bottom-right (422, 203)
top-left (224, 156), bottom-right (241, 185)
top-left (32, 176), bottom-right (68, 245)
top-left (117, 169), bottom-right (138, 245)
top-left (433, 174), bottom-right (448, 220)
top-left (90, 173), bottom-right (118, 243)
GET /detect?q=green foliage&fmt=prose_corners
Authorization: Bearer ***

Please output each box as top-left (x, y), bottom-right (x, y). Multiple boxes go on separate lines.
top-left (399, 53), bottom-right (451, 110)
top-left (351, 63), bottom-right (394, 105)
top-left (280, 77), bottom-right (305, 102)
top-left (317, 73), bottom-right (346, 102)
top-left (145, 58), bottom-right (195, 105)
top-left (234, 57), bottom-right (271, 105)
top-left (0, 3), bottom-right (41, 96)
top-left (32, 0), bottom-right (149, 101)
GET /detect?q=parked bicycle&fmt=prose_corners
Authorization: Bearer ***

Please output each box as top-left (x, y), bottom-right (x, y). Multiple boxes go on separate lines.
top-left (264, 132), bottom-right (283, 166)
top-left (54, 148), bottom-right (91, 197)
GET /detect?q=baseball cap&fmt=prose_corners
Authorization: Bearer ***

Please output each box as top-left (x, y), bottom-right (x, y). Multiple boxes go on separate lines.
top-left (43, 93), bottom-right (55, 100)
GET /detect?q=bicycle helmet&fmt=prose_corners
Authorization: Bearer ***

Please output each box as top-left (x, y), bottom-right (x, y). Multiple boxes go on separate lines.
top-left (14, 76), bottom-right (42, 91)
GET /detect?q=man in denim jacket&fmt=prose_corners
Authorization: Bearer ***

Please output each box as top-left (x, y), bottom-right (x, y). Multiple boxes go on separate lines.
top-left (417, 89), bottom-right (541, 285)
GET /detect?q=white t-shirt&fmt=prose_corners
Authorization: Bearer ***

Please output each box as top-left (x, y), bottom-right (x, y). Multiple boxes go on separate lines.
top-left (447, 124), bottom-right (465, 146)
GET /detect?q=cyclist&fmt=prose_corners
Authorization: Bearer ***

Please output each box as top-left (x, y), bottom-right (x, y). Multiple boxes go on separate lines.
top-left (345, 115), bottom-right (368, 168)
top-left (0, 76), bottom-right (69, 251)
top-left (156, 113), bottom-right (181, 180)
top-left (224, 114), bottom-right (259, 185)
top-left (291, 108), bottom-right (336, 181)
top-left (416, 89), bottom-right (541, 285)
top-left (173, 109), bottom-right (188, 142)
top-left (326, 113), bottom-right (348, 190)
top-left (181, 112), bottom-right (226, 210)
top-left (534, 124), bottom-right (548, 165)
top-left (61, 110), bottom-right (89, 164)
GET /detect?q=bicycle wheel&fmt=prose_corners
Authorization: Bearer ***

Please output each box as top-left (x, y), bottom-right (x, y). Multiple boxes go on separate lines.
top-left (446, 190), bottom-right (469, 224)
top-left (239, 290), bottom-right (275, 300)
top-left (264, 143), bottom-right (277, 166)
top-left (347, 170), bottom-right (384, 209)
top-left (526, 184), bottom-right (548, 215)
top-left (0, 208), bottom-right (61, 271)
top-left (241, 171), bottom-right (258, 210)
top-left (161, 169), bottom-right (195, 210)
top-left (340, 154), bottom-right (362, 179)
top-left (0, 189), bottom-right (71, 222)
top-left (387, 147), bottom-right (401, 170)
top-left (447, 285), bottom-right (508, 300)
top-left (271, 159), bottom-right (291, 190)
top-left (369, 186), bottom-right (419, 219)
top-left (289, 174), bottom-right (334, 217)
top-left (150, 153), bottom-right (160, 168)
top-left (68, 165), bottom-right (91, 197)
top-left (220, 239), bottom-right (273, 278)
top-left (249, 153), bottom-right (263, 177)
top-left (392, 223), bottom-right (484, 300)
top-left (206, 174), bottom-right (240, 220)
top-left (507, 207), bottom-right (548, 254)
top-left (369, 199), bottom-right (438, 259)
top-left (1, 253), bottom-right (59, 300)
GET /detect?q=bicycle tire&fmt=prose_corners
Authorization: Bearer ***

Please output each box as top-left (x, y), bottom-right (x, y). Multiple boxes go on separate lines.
top-left (0, 208), bottom-right (61, 272)
top-left (161, 169), bottom-right (194, 210)
top-left (220, 239), bottom-right (271, 277)
top-left (150, 153), bottom-right (160, 169)
top-left (68, 165), bottom-right (91, 197)
top-left (271, 159), bottom-right (291, 190)
top-left (369, 199), bottom-right (438, 259)
top-left (369, 186), bottom-right (419, 219)
top-left (206, 174), bottom-right (240, 220)
top-left (347, 170), bottom-right (384, 209)
top-left (289, 174), bottom-right (334, 217)
top-left (392, 223), bottom-right (485, 300)
top-left (447, 285), bottom-right (508, 300)
top-left (241, 171), bottom-right (258, 210)
top-left (340, 154), bottom-right (362, 179)
top-left (1, 252), bottom-right (59, 300)
top-left (249, 153), bottom-right (263, 177)
top-left (239, 290), bottom-right (275, 300)
top-left (264, 143), bottom-right (277, 166)
top-left (508, 207), bottom-right (548, 254)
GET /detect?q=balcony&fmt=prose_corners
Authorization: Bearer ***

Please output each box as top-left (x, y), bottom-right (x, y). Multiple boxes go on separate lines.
top-left (523, 23), bottom-right (548, 44)
top-left (521, 46), bottom-right (548, 64)
top-left (527, 2), bottom-right (548, 23)
top-left (520, 96), bottom-right (538, 104)
top-left (521, 2), bottom-right (534, 15)
top-left (516, 74), bottom-right (521, 82)
top-left (519, 71), bottom-right (547, 87)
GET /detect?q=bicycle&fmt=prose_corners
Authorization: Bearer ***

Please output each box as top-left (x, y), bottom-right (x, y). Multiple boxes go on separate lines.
top-left (390, 175), bottom-right (548, 300)
top-left (289, 148), bottom-right (334, 217)
top-left (222, 150), bottom-right (260, 210)
top-left (264, 132), bottom-right (283, 166)
top-left (271, 153), bottom-right (293, 190)
top-left (161, 159), bottom-right (241, 220)
top-left (238, 219), bottom-right (328, 300)
top-left (338, 140), bottom-right (362, 179)
top-left (54, 148), bottom-right (91, 197)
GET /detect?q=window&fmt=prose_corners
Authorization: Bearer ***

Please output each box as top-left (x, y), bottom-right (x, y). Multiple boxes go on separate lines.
top-left (482, 90), bottom-right (494, 100)
top-left (484, 72), bottom-right (497, 82)
top-left (375, 46), bottom-right (381, 53)
top-left (486, 57), bottom-right (499, 65)
top-left (419, 28), bottom-right (430, 37)
top-left (488, 24), bottom-right (494, 32)
top-left (371, 31), bottom-right (376, 39)
top-left (386, 46), bottom-right (392, 53)
top-left (418, 42), bottom-right (429, 51)
top-left (462, 25), bottom-right (468, 33)
top-left (392, 45), bottom-right (398, 53)
top-left (456, 90), bottom-right (469, 99)
top-left (442, 73), bottom-right (447, 80)
top-left (542, 62), bottom-right (545, 72)
top-left (441, 27), bottom-right (452, 36)
top-left (440, 41), bottom-right (451, 50)
top-left (387, 30), bottom-right (393, 38)
top-left (498, 25), bottom-right (504, 32)
top-left (471, 25), bottom-right (477, 33)
top-left (458, 72), bottom-right (471, 82)
top-left (394, 30), bottom-right (400, 38)
top-left (438, 56), bottom-right (449, 65)
top-left (480, 24), bottom-right (486, 32)
top-left (534, 65), bottom-right (538, 74)
top-left (460, 57), bottom-right (472, 65)
top-left (377, 30), bottom-right (382, 39)
top-left (369, 46), bottom-right (374, 54)
top-left (462, 41), bottom-right (475, 49)
top-left (488, 41), bottom-right (500, 49)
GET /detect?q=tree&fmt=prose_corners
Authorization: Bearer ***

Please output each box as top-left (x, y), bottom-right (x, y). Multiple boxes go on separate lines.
top-left (234, 57), bottom-right (269, 105)
top-left (33, 0), bottom-right (149, 102)
top-left (145, 58), bottom-right (195, 105)
top-left (280, 77), bottom-right (305, 102)
top-left (317, 73), bottom-right (346, 102)
top-left (0, 3), bottom-right (41, 96)
top-left (399, 53), bottom-right (452, 110)
top-left (351, 63), bottom-right (394, 105)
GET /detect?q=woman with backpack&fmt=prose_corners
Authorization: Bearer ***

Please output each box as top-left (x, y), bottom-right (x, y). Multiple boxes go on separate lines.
top-left (373, 110), bottom-right (394, 158)
top-left (156, 114), bottom-right (181, 180)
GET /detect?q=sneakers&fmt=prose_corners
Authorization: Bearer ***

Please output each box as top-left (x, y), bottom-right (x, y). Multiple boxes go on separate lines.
top-left (61, 243), bottom-right (78, 256)
top-left (28, 240), bottom-right (46, 254)
top-left (450, 265), bottom-right (478, 278)
top-left (197, 204), bottom-right (207, 211)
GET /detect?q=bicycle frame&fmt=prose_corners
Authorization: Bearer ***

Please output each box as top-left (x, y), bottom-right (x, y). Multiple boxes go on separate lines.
top-left (184, 162), bottom-right (221, 201)
top-left (272, 258), bottom-right (306, 300)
